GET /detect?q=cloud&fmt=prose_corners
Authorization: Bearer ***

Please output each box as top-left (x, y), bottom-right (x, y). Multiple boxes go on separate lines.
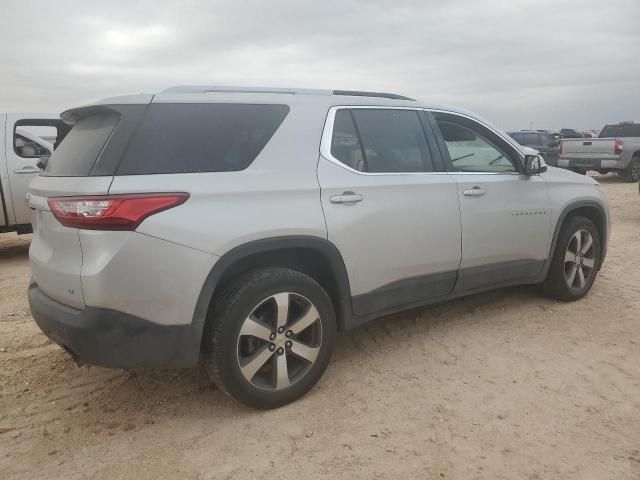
top-left (0, 0), bottom-right (638, 130)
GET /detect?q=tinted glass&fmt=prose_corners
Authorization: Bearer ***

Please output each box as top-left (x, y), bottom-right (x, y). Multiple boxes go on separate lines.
top-left (511, 132), bottom-right (539, 146)
top-left (331, 110), bottom-right (365, 172)
top-left (117, 104), bottom-right (289, 175)
top-left (436, 120), bottom-right (516, 173)
top-left (599, 124), bottom-right (640, 138)
top-left (44, 113), bottom-right (119, 176)
top-left (539, 133), bottom-right (554, 146)
top-left (349, 109), bottom-right (434, 173)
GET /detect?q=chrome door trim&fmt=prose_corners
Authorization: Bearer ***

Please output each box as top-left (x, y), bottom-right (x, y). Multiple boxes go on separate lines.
top-left (319, 105), bottom-right (526, 176)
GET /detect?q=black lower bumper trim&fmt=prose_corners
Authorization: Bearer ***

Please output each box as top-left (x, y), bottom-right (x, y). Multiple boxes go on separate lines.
top-left (28, 283), bottom-right (203, 368)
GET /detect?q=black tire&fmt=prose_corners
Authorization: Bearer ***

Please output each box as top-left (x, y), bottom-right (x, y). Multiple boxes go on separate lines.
top-left (202, 267), bottom-right (336, 409)
top-left (540, 216), bottom-right (601, 301)
top-left (624, 157), bottom-right (640, 182)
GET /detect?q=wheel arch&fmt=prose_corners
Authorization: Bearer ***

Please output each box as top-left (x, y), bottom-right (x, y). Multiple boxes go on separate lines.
top-left (192, 236), bottom-right (353, 333)
top-left (541, 200), bottom-right (608, 280)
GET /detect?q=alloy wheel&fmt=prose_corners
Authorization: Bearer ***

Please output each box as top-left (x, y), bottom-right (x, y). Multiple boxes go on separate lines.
top-left (564, 229), bottom-right (596, 290)
top-left (236, 292), bottom-right (322, 390)
top-left (631, 160), bottom-right (640, 181)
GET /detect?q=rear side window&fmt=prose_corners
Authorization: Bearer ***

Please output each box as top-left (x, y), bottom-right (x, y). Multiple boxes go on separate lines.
top-left (330, 109), bottom-right (434, 173)
top-left (44, 113), bottom-right (119, 176)
top-left (510, 132), bottom-right (539, 146)
top-left (331, 110), bottom-right (366, 172)
top-left (116, 104), bottom-right (289, 175)
top-left (599, 124), bottom-right (640, 138)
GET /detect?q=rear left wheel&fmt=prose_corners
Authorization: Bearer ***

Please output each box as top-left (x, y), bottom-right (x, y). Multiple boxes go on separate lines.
top-left (202, 267), bottom-right (336, 409)
top-left (624, 157), bottom-right (640, 182)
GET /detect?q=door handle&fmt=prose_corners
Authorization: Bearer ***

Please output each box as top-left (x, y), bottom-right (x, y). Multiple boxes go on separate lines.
top-left (330, 191), bottom-right (363, 205)
top-left (463, 186), bottom-right (487, 197)
top-left (14, 166), bottom-right (41, 174)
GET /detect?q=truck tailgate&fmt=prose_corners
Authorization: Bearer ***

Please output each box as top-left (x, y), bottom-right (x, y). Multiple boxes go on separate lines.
top-left (561, 138), bottom-right (616, 158)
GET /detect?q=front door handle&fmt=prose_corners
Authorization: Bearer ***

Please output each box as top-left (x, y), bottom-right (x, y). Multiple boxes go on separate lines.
top-left (463, 186), bottom-right (487, 197)
top-left (330, 191), bottom-right (363, 205)
top-left (14, 166), bottom-right (41, 174)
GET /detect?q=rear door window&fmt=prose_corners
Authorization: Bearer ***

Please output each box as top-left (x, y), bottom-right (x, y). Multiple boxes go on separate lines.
top-left (116, 104), bottom-right (289, 175)
top-left (330, 110), bottom-right (366, 172)
top-left (330, 109), bottom-right (435, 173)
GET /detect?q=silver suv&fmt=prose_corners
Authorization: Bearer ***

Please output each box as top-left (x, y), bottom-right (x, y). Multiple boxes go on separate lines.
top-left (28, 86), bottom-right (610, 408)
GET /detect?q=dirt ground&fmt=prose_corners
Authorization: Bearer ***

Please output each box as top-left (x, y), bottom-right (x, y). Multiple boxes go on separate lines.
top-left (0, 175), bottom-right (639, 480)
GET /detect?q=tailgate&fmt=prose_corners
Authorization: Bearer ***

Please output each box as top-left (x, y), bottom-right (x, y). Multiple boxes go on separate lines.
top-left (27, 103), bottom-right (143, 309)
top-left (28, 174), bottom-right (112, 309)
top-left (561, 138), bottom-right (616, 157)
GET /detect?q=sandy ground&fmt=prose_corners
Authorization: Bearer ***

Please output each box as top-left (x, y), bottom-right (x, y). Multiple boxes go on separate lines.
top-left (0, 175), bottom-right (639, 480)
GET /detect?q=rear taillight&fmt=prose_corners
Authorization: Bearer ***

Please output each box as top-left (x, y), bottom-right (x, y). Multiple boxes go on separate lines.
top-left (614, 139), bottom-right (624, 155)
top-left (559, 141), bottom-right (563, 155)
top-left (47, 193), bottom-right (189, 231)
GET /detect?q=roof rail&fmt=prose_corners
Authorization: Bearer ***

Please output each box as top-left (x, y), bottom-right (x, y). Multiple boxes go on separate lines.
top-left (160, 85), bottom-right (331, 95)
top-left (333, 90), bottom-right (415, 101)
top-left (160, 85), bottom-right (415, 101)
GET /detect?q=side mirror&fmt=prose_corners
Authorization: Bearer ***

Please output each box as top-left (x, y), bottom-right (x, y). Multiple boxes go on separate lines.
top-left (36, 155), bottom-right (50, 170)
top-left (524, 154), bottom-right (547, 175)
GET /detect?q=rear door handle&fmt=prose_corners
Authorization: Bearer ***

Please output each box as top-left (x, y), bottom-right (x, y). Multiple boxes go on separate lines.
top-left (463, 186), bottom-right (487, 197)
top-left (330, 191), bottom-right (363, 205)
top-left (14, 166), bottom-right (41, 174)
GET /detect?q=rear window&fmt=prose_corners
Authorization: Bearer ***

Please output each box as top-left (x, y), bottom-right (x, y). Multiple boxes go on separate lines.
top-left (116, 104), bottom-right (289, 175)
top-left (599, 124), bottom-right (640, 138)
top-left (44, 113), bottom-right (119, 176)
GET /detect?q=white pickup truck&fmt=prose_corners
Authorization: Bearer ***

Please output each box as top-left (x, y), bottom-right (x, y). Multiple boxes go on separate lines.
top-left (558, 121), bottom-right (640, 181)
top-left (1, 114), bottom-right (67, 234)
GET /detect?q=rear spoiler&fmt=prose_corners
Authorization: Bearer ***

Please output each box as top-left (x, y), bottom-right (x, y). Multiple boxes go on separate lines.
top-left (60, 105), bottom-right (120, 125)
top-left (60, 94), bottom-right (155, 124)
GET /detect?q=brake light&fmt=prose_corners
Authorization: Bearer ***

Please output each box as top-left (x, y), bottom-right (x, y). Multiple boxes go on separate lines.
top-left (614, 139), bottom-right (624, 155)
top-left (47, 193), bottom-right (189, 231)
top-left (559, 140), bottom-right (563, 155)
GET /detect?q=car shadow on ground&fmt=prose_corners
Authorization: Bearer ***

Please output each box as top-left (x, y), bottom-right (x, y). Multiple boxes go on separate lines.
top-left (44, 284), bottom-right (543, 423)
top-left (0, 236), bottom-right (30, 259)
top-left (590, 173), bottom-right (628, 183)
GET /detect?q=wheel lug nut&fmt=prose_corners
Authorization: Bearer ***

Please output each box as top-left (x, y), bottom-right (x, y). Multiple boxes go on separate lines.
top-left (277, 347), bottom-right (284, 355)
top-left (269, 344), bottom-right (276, 352)
top-left (285, 340), bottom-right (292, 348)
top-left (285, 330), bottom-right (292, 337)
top-left (277, 327), bottom-right (285, 334)
top-left (269, 333), bottom-right (276, 340)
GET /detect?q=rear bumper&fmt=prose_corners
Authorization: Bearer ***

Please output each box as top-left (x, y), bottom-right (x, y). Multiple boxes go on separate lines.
top-left (558, 157), bottom-right (626, 170)
top-left (28, 282), bottom-right (203, 368)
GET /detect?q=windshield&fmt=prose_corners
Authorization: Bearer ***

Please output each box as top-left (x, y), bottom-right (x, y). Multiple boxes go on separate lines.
top-left (599, 124), bottom-right (640, 138)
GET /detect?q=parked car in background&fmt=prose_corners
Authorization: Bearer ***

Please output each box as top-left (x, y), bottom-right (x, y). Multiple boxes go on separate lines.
top-left (0, 114), bottom-right (66, 234)
top-left (559, 128), bottom-right (584, 139)
top-left (28, 86), bottom-right (609, 408)
top-left (558, 121), bottom-right (640, 180)
top-left (508, 130), bottom-right (561, 165)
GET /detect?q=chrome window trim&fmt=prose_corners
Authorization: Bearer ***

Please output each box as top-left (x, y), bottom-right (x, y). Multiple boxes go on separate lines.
top-left (319, 105), bottom-right (441, 176)
top-left (319, 105), bottom-right (525, 176)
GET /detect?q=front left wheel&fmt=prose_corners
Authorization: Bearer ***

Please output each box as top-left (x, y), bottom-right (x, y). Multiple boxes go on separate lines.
top-left (540, 215), bottom-right (601, 301)
top-left (202, 267), bottom-right (336, 409)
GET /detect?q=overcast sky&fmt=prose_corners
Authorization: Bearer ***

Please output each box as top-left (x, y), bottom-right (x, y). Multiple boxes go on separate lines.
top-left (1, 0), bottom-right (639, 131)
